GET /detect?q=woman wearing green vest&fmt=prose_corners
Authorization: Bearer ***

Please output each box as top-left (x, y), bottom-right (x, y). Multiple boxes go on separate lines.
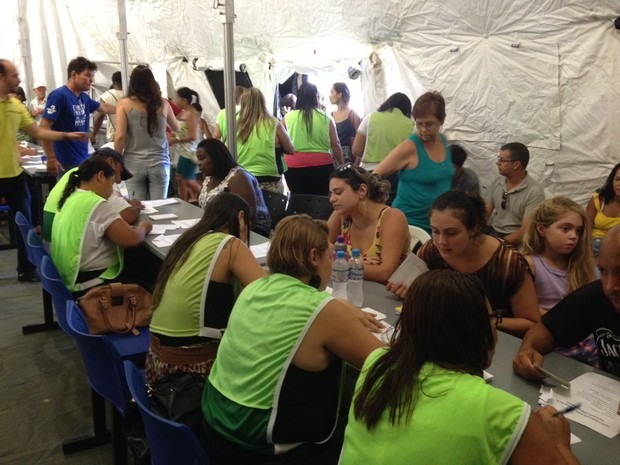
top-left (374, 91), bottom-right (454, 233)
top-left (283, 83), bottom-right (343, 196)
top-left (51, 157), bottom-right (152, 293)
top-left (341, 269), bottom-right (580, 465)
top-left (351, 92), bottom-right (413, 170)
top-left (236, 88), bottom-right (294, 194)
top-left (146, 193), bottom-right (265, 384)
top-left (202, 215), bottom-right (384, 464)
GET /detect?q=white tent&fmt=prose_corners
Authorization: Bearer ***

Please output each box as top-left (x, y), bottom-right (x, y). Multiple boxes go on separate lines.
top-left (2, 0), bottom-right (619, 204)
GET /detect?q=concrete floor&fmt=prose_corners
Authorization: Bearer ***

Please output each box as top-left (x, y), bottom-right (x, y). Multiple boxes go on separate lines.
top-left (0, 246), bottom-right (114, 465)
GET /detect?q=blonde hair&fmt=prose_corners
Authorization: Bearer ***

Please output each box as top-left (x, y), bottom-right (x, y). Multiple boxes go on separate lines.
top-left (267, 215), bottom-right (330, 283)
top-left (522, 196), bottom-right (594, 292)
top-left (237, 88), bottom-right (277, 144)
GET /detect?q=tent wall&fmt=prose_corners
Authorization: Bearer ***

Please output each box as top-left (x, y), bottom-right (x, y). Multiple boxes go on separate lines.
top-left (2, 0), bottom-right (619, 204)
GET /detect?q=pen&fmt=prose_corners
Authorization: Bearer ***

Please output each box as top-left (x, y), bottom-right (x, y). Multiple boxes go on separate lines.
top-left (553, 403), bottom-right (582, 416)
top-left (533, 363), bottom-right (571, 389)
top-left (131, 191), bottom-right (135, 200)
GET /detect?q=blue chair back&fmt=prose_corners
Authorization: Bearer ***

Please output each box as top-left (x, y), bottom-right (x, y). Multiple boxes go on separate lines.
top-left (67, 301), bottom-right (130, 416)
top-left (123, 360), bottom-right (209, 465)
top-left (26, 229), bottom-right (48, 272)
top-left (15, 211), bottom-right (35, 265)
top-left (40, 256), bottom-right (74, 335)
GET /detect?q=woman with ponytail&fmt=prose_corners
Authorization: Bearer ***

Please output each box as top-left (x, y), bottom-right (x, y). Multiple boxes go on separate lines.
top-left (51, 157), bottom-right (152, 293)
top-left (169, 86), bottom-right (201, 202)
top-left (114, 65), bottom-right (179, 200)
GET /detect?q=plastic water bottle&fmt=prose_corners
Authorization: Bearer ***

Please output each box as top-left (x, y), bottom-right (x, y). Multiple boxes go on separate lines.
top-left (331, 250), bottom-right (349, 300)
top-left (347, 248), bottom-right (364, 307)
top-left (333, 235), bottom-right (348, 261)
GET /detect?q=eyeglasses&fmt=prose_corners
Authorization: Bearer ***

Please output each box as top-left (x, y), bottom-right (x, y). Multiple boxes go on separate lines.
top-left (497, 157), bottom-right (515, 164)
top-left (336, 162), bottom-right (365, 182)
top-left (501, 191), bottom-right (509, 210)
top-left (490, 309), bottom-right (503, 328)
top-left (337, 162), bottom-right (354, 172)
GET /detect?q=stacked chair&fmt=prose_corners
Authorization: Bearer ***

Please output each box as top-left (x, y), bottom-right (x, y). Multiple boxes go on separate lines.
top-left (285, 193), bottom-right (333, 220)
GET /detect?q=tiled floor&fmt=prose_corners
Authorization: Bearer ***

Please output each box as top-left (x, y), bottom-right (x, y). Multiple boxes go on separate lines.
top-left (0, 248), bottom-right (113, 465)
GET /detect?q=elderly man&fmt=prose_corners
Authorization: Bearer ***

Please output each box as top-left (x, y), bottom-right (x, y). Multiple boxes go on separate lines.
top-left (514, 224), bottom-right (620, 378)
top-left (0, 59), bottom-right (87, 281)
top-left (485, 142), bottom-right (545, 246)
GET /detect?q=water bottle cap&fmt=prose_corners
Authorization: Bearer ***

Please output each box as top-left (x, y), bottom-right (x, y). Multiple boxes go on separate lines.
top-left (336, 235), bottom-right (345, 244)
top-left (352, 248), bottom-right (361, 257)
top-left (336, 250), bottom-right (345, 259)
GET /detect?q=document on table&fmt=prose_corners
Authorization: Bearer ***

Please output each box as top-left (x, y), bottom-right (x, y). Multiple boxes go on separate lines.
top-left (388, 253), bottom-right (429, 288)
top-left (250, 242), bottom-right (270, 260)
top-left (149, 213), bottom-right (178, 221)
top-left (172, 218), bottom-right (200, 229)
top-left (141, 198), bottom-right (179, 208)
top-left (152, 234), bottom-right (182, 248)
top-left (148, 224), bottom-right (180, 235)
top-left (541, 372), bottom-right (620, 438)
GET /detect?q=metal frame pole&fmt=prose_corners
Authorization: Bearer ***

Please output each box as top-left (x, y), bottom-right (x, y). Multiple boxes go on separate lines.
top-left (218, 0), bottom-right (237, 158)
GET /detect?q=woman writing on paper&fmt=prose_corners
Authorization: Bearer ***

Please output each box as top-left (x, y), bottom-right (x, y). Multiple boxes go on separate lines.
top-left (202, 215), bottom-right (383, 464)
top-left (51, 157), bottom-right (152, 295)
top-left (341, 269), bottom-right (580, 465)
top-left (146, 193), bottom-right (265, 383)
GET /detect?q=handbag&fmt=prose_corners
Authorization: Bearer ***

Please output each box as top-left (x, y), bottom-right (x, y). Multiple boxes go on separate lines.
top-left (77, 282), bottom-right (152, 336)
top-left (148, 372), bottom-right (205, 435)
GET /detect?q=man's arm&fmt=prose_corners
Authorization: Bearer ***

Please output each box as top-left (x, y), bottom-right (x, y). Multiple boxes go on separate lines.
top-left (97, 101), bottom-right (117, 115)
top-left (513, 321), bottom-right (557, 380)
top-left (26, 119), bottom-right (88, 174)
top-left (91, 111), bottom-right (105, 146)
top-left (504, 217), bottom-right (531, 246)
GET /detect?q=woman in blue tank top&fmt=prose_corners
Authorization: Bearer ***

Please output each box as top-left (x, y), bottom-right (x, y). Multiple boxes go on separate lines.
top-left (374, 91), bottom-right (454, 233)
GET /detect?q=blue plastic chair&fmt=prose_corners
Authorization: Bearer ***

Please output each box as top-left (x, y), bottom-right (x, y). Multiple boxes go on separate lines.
top-left (40, 256), bottom-right (74, 335)
top-left (67, 301), bottom-right (130, 465)
top-left (123, 360), bottom-right (209, 465)
top-left (15, 211), bottom-right (35, 265)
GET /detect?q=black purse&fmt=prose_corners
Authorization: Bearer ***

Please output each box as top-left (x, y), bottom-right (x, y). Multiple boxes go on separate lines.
top-left (148, 372), bottom-right (205, 435)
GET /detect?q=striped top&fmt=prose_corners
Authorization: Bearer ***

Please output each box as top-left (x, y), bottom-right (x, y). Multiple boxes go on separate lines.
top-left (419, 239), bottom-right (531, 317)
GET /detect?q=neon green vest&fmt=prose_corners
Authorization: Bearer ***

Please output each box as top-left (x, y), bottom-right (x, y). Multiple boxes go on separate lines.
top-left (341, 350), bottom-right (530, 465)
top-left (203, 273), bottom-right (334, 453)
top-left (285, 109), bottom-right (331, 153)
top-left (42, 167), bottom-right (78, 242)
top-left (51, 190), bottom-right (123, 291)
top-left (364, 109), bottom-right (413, 163)
top-left (150, 233), bottom-right (234, 337)
top-left (237, 119), bottom-right (278, 177)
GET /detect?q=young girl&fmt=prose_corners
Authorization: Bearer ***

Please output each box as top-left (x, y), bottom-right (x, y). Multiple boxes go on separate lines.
top-left (521, 196), bottom-right (597, 365)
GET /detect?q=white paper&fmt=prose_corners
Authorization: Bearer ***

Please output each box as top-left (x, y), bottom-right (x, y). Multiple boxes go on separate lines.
top-left (172, 218), bottom-right (200, 229)
top-left (151, 234), bottom-right (182, 248)
top-left (388, 253), bottom-right (429, 288)
top-left (372, 322), bottom-right (394, 344)
top-left (483, 371), bottom-right (494, 382)
top-left (148, 224), bottom-right (180, 235)
top-left (149, 213), bottom-right (178, 220)
top-left (362, 307), bottom-right (387, 321)
top-left (250, 242), bottom-right (270, 260)
top-left (141, 198), bottom-right (179, 207)
top-left (543, 372), bottom-right (620, 438)
top-left (141, 206), bottom-right (158, 214)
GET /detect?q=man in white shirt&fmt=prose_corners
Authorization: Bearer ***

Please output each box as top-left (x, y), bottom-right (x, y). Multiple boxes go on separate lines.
top-left (29, 81), bottom-right (47, 123)
top-left (91, 71), bottom-right (123, 146)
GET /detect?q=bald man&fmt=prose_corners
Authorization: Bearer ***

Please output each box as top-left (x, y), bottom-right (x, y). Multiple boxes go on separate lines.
top-left (514, 224), bottom-right (620, 378)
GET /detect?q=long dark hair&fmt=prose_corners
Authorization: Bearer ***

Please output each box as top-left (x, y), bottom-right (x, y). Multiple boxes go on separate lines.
top-left (58, 158), bottom-right (115, 211)
top-left (296, 82), bottom-right (320, 135)
top-left (377, 92), bottom-right (412, 118)
top-left (127, 65), bottom-right (163, 137)
top-left (176, 86), bottom-right (200, 106)
top-left (598, 162), bottom-right (620, 205)
top-left (151, 193), bottom-right (252, 308)
top-left (197, 138), bottom-right (238, 180)
top-left (353, 270), bottom-right (495, 429)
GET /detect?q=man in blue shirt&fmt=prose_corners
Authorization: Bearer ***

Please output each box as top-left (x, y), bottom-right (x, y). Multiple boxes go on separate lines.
top-left (40, 57), bottom-right (116, 175)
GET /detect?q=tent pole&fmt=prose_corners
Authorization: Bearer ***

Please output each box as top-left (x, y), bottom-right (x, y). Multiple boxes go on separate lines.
top-left (219, 0), bottom-right (237, 158)
top-left (117, 0), bottom-right (129, 95)
top-left (17, 0), bottom-right (34, 102)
